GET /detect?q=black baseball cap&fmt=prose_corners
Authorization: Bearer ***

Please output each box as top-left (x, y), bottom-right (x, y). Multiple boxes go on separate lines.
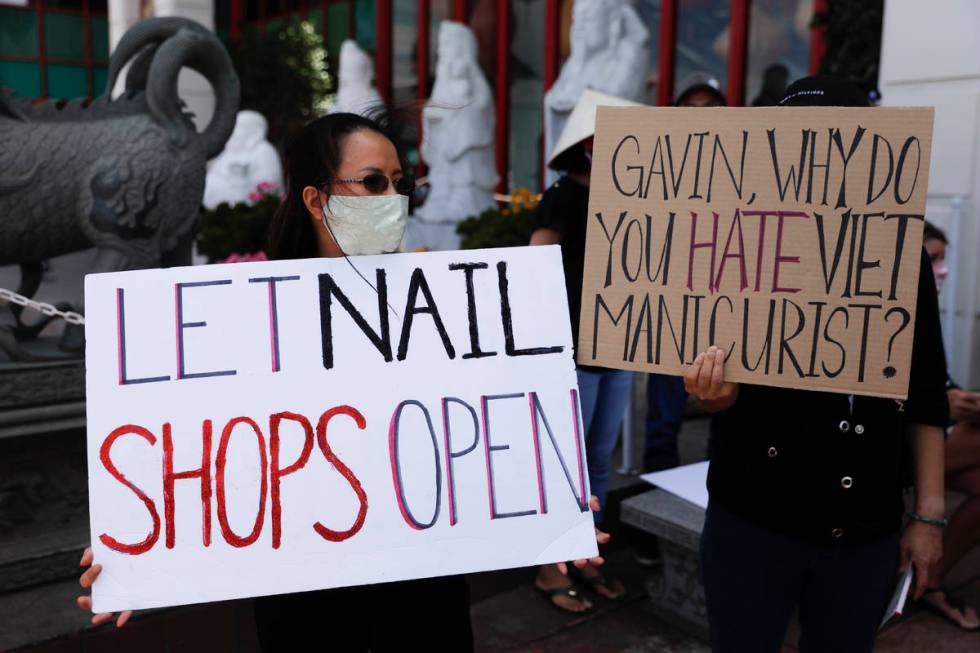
top-left (778, 75), bottom-right (869, 108)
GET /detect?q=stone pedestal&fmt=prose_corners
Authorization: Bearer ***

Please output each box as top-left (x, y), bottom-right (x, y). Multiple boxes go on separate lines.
top-left (620, 489), bottom-right (709, 640)
top-left (0, 352), bottom-right (89, 649)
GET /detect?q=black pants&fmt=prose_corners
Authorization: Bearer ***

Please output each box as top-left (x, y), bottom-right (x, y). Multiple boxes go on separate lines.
top-left (700, 501), bottom-right (900, 653)
top-left (253, 576), bottom-right (473, 652)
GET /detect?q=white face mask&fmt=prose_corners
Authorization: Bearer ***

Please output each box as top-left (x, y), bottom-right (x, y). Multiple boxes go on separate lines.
top-left (321, 194), bottom-right (408, 255)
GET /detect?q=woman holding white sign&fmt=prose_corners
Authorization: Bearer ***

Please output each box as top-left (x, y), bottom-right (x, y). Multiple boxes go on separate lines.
top-left (686, 76), bottom-right (948, 653)
top-left (78, 110), bottom-right (609, 650)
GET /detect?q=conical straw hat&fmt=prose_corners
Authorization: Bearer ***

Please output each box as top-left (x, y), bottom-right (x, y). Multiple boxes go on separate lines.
top-left (548, 89), bottom-right (644, 166)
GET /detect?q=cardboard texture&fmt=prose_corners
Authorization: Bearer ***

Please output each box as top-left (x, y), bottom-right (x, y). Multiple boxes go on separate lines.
top-left (85, 246), bottom-right (597, 612)
top-left (579, 107), bottom-right (934, 398)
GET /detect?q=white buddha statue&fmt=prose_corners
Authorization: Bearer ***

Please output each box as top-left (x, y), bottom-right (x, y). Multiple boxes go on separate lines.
top-left (407, 20), bottom-right (497, 252)
top-left (203, 110), bottom-right (283, 209)
top-left (330, 39), bottom-right (384, 117)
top-left (544, 0), bottom-right (650, 185)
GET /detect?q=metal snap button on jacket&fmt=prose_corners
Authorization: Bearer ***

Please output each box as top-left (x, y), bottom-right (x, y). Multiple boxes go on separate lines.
top-left (768, 446), bottom-right (778, 458)
top-left (831, 528), bottom-right (843, 538)
top-left (854, 424), bottom-right (865, 435)
top-left (838, 420), bottom-right (850, 433)
top-left (841, 476), bottom-right (854, 489)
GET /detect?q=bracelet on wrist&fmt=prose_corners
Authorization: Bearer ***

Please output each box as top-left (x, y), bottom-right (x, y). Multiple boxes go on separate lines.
top-left (907, 512), bottom-right (948, 528)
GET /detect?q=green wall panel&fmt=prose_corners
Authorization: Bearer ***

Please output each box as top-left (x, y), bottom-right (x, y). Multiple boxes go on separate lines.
top-left (46, 63), bottom-right (87, 99)
top-left (0, 8), bottom-right (37, 57)
top-left (0, 60), bottom-right (41, 97)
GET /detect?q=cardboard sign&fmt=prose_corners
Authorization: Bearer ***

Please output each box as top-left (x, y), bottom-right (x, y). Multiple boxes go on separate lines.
top-left (85, 246), bottom-right (597, 612)
top-left (580, 107), bottom-right (934, 398)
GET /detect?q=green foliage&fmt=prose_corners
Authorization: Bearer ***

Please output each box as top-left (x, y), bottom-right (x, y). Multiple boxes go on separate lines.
top-left (228, 18), bottom-right (332, 149)
top-left (813, 0), bottom-right (884, 92)
top-left (455, 189), bottom-right (539, 250)
top-left (196, 188), bottom-right (281, 262)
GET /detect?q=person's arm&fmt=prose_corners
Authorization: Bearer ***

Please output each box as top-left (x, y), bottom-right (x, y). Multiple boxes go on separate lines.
top-left (901, 423), bottom-right (945, 599)
top-left (530, 228), bottom-right (561, 246)
top-left (899, 248), bottom-right (950, 598)
top-left (529, 185), bottom-right (565, 247)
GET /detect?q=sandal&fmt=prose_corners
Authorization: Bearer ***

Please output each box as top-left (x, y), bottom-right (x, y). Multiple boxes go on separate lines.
top-left (920, 589), bottom-right (980, 631)
top-left (572, 567), bottom-right (626, 601)
top-left (534, 582), bottom-right (593, 614)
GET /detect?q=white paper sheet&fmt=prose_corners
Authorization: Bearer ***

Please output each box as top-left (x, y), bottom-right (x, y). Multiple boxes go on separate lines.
top-left (640, 461), bottom-right (710, 509)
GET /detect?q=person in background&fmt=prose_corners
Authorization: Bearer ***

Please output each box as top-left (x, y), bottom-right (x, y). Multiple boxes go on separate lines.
top-left (672, 71), bottom-right (727, 108)
top-left (751, 63), bottom-right (789, 106)
top-left (530, 90), bottom-right (637, 612)
top-left (687, 75), bottom-right (948, 652)
top-left (642, 73), bottom-right (727, 476)
top-left (919, 222), bottom-right (980, 630)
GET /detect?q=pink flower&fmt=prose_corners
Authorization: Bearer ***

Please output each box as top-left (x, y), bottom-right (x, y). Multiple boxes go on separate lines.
top-left (256, 181), bottom-right (279, 193)
top-left (247, 191), bottom-right (263, 202)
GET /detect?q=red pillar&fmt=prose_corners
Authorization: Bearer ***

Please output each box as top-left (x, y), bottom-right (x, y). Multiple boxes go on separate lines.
top-left (453, 0), bottom-right (467, 22)
top-left (417, 0), bottom-right (430, 174)
top-left (347, 0), bottom-right (355, 38)
top-left (656, 0), bottom-right (677, 106)
top-left (726, 0), bottom-right (750, 106)
top-left (230, 0), bottom-right (242, 42)
top-left (809, 0), bottom-right (828, 74)
top-left (375, 0), bottom-right (393, 104)
top-left (543, 0), bottom-right (559, 89)
top-left (494, 0), bottom-right (510, 196)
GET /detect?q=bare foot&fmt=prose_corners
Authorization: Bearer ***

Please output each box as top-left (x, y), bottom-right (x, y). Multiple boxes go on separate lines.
top-left (922, 589), bottom-right (980, 630)
top-left (535, 564), bottom-right (592, 613)
top-left (577, 564), bottom-right (626, 600)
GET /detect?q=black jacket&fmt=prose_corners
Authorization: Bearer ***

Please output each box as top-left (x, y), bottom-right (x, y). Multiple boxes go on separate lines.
top-left (707, 248), bottom-right (949, 543)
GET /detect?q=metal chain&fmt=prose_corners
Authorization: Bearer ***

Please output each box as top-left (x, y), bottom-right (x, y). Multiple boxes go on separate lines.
top-left (0, 287), bottom-right (85, 325)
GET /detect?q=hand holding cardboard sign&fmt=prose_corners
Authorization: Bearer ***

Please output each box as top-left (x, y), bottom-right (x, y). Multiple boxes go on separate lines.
top-left (77, 547), bottom-right (133, 628)
top-left (684, 346), bottom-right (739, 412)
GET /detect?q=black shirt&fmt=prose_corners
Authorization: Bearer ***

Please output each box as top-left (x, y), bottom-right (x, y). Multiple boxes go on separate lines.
top-left (532, 176), bottom-right (590, 348)
top-left (708, 248), bottom-right (949, 543)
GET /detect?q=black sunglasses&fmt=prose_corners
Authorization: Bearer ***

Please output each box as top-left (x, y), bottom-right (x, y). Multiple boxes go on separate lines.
top-left (335, 174), bottom-right (416, 196)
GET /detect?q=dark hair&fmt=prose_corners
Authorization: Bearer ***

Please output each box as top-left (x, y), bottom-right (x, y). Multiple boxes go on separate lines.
top-left (549, 141), bottom-right (591, 175)
top-left (269, 112), bottom-right (397, 260)
top-left (924, 221), bottom-right (948, 244)
top-left (675, 84), bottom-right (727, 107)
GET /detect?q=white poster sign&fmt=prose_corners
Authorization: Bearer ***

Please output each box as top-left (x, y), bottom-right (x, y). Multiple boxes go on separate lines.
top-left (85, 246), bottom-right (597, 612)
